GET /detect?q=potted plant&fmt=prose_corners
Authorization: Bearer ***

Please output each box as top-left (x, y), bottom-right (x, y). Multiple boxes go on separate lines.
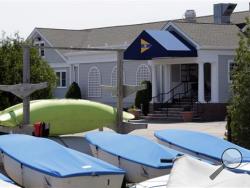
top-left (128, 106), bottom-right (141, 119)
top-left (181, 106), bottom-right (193, 122)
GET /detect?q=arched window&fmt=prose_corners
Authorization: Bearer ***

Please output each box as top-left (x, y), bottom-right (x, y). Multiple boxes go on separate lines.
top-left (88, 66), bottom-right (101, 97)
top-left (136, 64), bottom-right (151, 85)
top-left (111, 66), bottom-right (125, 97)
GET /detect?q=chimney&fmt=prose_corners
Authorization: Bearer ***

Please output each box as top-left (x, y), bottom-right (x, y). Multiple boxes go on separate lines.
top-left (184, 10), bottom-right (196, 22)
top-left (214, 3), bottom-right (237, 24)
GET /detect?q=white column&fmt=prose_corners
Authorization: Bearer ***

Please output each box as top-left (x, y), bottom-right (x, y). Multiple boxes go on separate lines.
top-left (164, 64), bottom-right (171, 101)
top-left (149, 60), bottom-right (158, 102)
top-left (211, 62), bottom-right (219, 102)
top-left (198, 62), bottom-right (205, 103)
top-left (159, 64), bottom-right (163, 94)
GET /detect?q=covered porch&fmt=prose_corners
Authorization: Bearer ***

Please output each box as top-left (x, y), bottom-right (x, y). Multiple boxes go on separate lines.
top-left (150, 57), bottom-right (219, 104)
top-left (124, 29), bottom-right (224, 121)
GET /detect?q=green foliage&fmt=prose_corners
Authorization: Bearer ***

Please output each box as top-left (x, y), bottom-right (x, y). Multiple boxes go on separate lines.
top-left (0, 33), bottom-right (57, 110)
top-left (227, 18), bottom-right (250, 148)
top-left (135, 80), bottom-right (152, 115)
top-left (65, 82), bottom-right (82, 99)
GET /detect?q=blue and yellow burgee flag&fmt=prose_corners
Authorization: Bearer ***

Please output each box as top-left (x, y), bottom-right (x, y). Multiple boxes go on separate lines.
top-left (140, 39), bottom-right (152, 54)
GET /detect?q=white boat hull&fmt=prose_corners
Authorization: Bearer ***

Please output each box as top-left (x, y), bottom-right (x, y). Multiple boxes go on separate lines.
top-left (0, 179), bottom-right (20, 188)
top-left (131, 175), bottom-right (169, 188)
top-left (157, 139), bottom-right (220, 164)
top-left (2, 153), bottom-right (124, 188)
top-left (89, 144), bottom-right (171, 183)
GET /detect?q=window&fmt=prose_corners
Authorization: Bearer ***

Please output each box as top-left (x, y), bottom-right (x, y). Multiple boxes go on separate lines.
top-left (136, 64), bottom-right (151, 85)
top-left (34, 40), bottom-right (45, 57)
top-left (56, 71), bottom-right (66, 88)
top-left (228, 60), bottom-right (236, 82)
top-left (111, 66), bottom-right (125, 97)
top-left (88, 66), bottom-right (101, 97)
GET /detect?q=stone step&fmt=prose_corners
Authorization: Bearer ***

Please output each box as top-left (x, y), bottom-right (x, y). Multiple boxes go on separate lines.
top-left (158, 107), bottom-right (184, 111)
top-left (147, 113), bottom-right (182, 118)
top-left (142, 115), bottom-right (182, 121)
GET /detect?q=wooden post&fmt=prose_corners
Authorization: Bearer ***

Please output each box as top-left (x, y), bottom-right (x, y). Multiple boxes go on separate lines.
top-left (22, 46), bottom-right (30, 126)
top-left (116, 50), bottom-right (124, 133)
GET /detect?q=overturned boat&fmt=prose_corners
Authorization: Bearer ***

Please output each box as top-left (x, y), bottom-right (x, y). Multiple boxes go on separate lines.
top-left (85, 132), bottom-right (181, 183)
top-left (0, 99), bottom-right (134, 136)
top-left (154, 129), bottom-right (250, 173)
top-left (0, 134), bottom-right (125, 188)
top-left (132, 156), bottom-right (250, 188)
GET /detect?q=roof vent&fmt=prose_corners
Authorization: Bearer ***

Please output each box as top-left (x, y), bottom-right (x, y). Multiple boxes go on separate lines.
top-left (214, 3), bottom-right (237, 24)
top-left (184, 10), bottom-right (196, 22)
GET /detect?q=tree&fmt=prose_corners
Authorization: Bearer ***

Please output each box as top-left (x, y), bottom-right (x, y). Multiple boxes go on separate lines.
top-left (135, 80), bottom-right (152, 115)
top-left (65, 82), bottom-right (82, 99)
top-left (0, 34), bottom-right (57, 110)
top-left (228, 18), bottom-right (250, 148)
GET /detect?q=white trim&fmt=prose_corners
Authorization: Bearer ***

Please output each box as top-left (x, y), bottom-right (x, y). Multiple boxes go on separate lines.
top-left (211, 61), bottom-right (219, 103)
top-left (242, 25), bottom-right (247, 33)
top-left (49, 63), bottom-right (70, 68)
top-left (71, 64), bottom-right (80, 84)
top-left (199, 46), bottom-right (238, 50)
top-left (198, 62), bottom-right (205, 103)
top-left (228, 60), bottom-right (235, 83)
top-left (69, 65), bottom-right (72, 85)
top-left (88, 66), bottom-right (102, 98)
top-left (76, 64), bottom-right (80, 85)
top-left (163, 22), bottom-right (200, 49)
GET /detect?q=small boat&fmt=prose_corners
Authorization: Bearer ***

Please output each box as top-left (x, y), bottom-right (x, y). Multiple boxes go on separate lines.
top-left (0, 134), bottom-right (125, 188)
top-left (0, 173), bottom-right (20, 188)
top-left (154, 129), bottom-right (250, 166)
top-left (85, 132), bottom-right (181, 183)
top-left (132, 156), bottom-right (250, 188)
top-left (0, 99), bottom-right (134, 136)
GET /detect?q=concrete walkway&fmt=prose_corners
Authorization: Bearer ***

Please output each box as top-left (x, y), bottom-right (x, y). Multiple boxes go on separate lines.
top-left (130, 121), bottom-right (226, 141)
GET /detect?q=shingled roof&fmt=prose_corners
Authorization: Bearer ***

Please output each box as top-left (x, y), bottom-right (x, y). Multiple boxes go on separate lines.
top-left (32, 11), bottom-right (249, 55)
top-left (171, 22), bottom-right (241, 49)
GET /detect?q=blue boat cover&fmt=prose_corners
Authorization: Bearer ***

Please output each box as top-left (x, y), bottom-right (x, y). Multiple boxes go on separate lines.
top-left (85, 132), bottom-right (181, 169)
top-left (0, 173), bottom-right (14, 184)
top-left (155, 130), bottom-right (250, 163)
top-left (0, 134), bottom-right (125, 178)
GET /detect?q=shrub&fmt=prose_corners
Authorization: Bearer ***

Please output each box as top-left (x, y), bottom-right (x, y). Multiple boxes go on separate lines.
top-left (227, 18), bottom-right (250, 148)
top-left (0, 34), bottom-right (57, 110)
top-left (135, 80), bottom-right (152, 115)
top-left (65, 82), bottom-right (82, 99)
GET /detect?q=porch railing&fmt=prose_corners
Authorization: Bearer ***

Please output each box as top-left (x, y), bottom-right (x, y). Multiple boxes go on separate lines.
top-left (151, 81), bottom-right (203, 118)
top-left (152, 82), bottom-right (190, 106)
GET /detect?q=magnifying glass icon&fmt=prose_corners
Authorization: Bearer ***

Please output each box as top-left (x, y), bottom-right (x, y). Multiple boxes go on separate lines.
top-left (210, 148), bottom-right (242, 180)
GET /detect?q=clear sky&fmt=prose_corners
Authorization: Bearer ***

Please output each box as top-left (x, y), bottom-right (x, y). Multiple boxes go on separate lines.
top-left (0, 0), bottom-right (249, 38)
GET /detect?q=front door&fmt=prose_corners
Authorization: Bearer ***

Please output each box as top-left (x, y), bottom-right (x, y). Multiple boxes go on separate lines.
top-left (181, 64), bottom-right (198, 97)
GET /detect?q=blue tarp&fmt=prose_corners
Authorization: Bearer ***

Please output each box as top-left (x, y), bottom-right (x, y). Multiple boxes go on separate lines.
top-left (0, 134), bottom-right (125, 178)
top-left (0, 173), bottom-right (14, 184)
top-left (85, 132), bottom-right (181, 169)
top-left (155, 130), bottom-right (250, 163)
top-left (124, 30), bottom-right (197, 60)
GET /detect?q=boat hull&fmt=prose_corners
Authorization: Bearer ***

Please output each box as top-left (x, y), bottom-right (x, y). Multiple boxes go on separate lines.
top-left (89, 144), bottom-right (170, 183)
top-left (2, 154), bottom-right (124, 188)
top-left (157, 139), bottom-right (219, 164)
